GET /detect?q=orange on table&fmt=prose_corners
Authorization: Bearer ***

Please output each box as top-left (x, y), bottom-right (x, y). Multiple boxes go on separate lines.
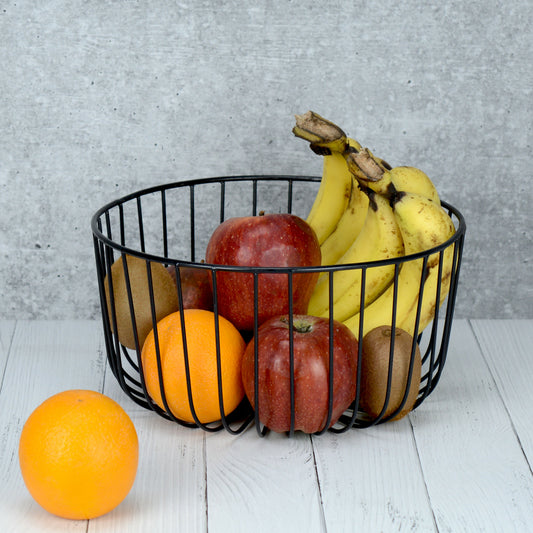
top-left (18, 389), bottom-right (138, 520)
top-left (141, 309), bottom-right (246, 424)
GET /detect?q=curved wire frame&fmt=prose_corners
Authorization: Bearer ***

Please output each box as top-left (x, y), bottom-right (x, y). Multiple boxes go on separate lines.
top-left (92, 175), bottom-right (466, 436)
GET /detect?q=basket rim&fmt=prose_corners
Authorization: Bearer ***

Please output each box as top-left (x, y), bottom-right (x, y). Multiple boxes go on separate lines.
top-left (91, 174), bottom-right (466, 271)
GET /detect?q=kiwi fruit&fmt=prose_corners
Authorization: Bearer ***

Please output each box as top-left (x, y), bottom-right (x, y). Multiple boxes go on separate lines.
top-left (359, 325), bottom-right (422, 421)
top-left (104, 255), bottom-right (179, 349)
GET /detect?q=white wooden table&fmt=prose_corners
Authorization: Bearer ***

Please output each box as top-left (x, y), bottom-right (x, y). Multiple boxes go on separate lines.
top-left (0, 319), bottom-right (532, 532)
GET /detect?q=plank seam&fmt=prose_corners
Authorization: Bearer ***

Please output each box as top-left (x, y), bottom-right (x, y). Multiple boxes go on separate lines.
top-left (310, 435), bottom-right (328, 533)
top-left (408, 414), bottom-right (440, 533)
top-left (204, 432), bottom-right (209, 533)
top-left (0, 321), bottom-right (17, 396)
top-left (469, 319), bottom-right (533, 477)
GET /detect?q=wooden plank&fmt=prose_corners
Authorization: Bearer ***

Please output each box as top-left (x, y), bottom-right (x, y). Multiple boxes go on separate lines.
top-left (312, 420), bottom-right (437, 532)
top-left (410, 319), bottom-right (533, 532)
top-left (205, 428), bottom-right (326, 533)
top-left (2, 319), bottom-right (532, 532)
top-left (88, 413), bottom-right (207, 533)
top-left (0, 320), bottom-right (106, 533)
top-left (92, 355), bottom-right (207, 533)
top-left (470, 319), bottom-right (533, 467)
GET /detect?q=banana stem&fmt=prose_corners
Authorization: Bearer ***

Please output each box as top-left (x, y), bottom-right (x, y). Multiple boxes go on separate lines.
top-left (346, 148), bottom-right (400, 198)
top-left (345, 149), bottom-right (384, 182)
top-left (292, 111), bottom-right (395, 194)
top-left (293, 111), bottom-right (348, 154)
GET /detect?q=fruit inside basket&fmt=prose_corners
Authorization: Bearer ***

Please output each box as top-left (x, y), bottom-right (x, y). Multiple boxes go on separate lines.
top-left (91, 113), bottom-right (466, 437)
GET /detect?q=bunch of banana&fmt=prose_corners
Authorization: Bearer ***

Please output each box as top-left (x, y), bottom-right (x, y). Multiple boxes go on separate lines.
top-left (293, 111), bottom-right (456, 339)
top-left (308, 187), bottom-right (404, 321)
top-left (342, 191), bottom-right (456, 339)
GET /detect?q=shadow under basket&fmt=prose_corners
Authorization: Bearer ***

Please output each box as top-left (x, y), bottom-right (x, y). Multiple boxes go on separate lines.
top-left (91, 175), bottom-right (466, 436)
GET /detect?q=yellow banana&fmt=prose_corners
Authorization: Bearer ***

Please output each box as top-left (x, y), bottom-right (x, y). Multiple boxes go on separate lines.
top-left (389, 166), bottom-right (441, 205)
top-left (394, 193), bottom-right (454, 334)
top-left (343, 191), bottom-right (455, 340)
top-left (317, 139), bottom-right (369, 265)
top-left (306, 150), bottom-right (354, 244)
top-left (308, 188), bottom-right (404, 321)
top-left (318, 175), bottom-right (369, 266)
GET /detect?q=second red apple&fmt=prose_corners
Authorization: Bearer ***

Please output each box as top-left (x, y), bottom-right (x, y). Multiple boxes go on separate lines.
top-left (241, 314), bottom-right (359, 433)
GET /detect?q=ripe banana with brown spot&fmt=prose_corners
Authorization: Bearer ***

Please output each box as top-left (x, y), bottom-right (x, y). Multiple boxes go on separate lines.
top-left (307, 188), bottom-right (404, 321)
top-left (388, 166), bottom-right (441, 206)
top-left (343, 191), bottom-right (456, 340)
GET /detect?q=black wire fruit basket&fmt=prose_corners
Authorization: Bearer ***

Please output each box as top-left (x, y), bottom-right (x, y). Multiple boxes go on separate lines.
top-left (92, 175), bottom-right (466, 436)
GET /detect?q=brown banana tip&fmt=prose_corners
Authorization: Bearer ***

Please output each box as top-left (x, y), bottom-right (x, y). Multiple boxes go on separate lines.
top-left (293, 111), bottom-right (347, 144)
top-left (349, 149), bottom-right (385, 181)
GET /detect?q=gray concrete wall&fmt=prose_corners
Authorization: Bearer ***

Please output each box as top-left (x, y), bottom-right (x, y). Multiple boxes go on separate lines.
top-left (1, 1), bottom-right (531, 320)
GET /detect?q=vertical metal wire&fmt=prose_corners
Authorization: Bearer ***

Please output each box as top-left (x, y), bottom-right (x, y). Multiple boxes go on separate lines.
top-left (287, 271), bottom-right (295, 437)
top-left (352, 271), bottom-right (365, 428)
top-left (252, 179), bottom-right (258, 215)
top-left (93, 235), bottom-right (116, 380)
top-left (161, 189), bottom-right (168, 259)
top-left (189, 185), bottom-right (196, 262)
top-left (376, 262), bottom-right (402, 424)
top-left (213, 296), bottom-right (228, 431)
top-left (287, 179), bottom-right (293, 214)
top-left (118, 204), bottom-right (125, 248)
top-left (178, 291), bottom-right (200, 427)
top-left (430, 234), bottom-right (465, 394)
top-left (252, 271), bottom-right (262, 437)
top-left (219, 180), bottom-right (226, 223)
top-left (136, 197), bottom-right (146, 252)
top-left (419, 252), bottom-right (444, 402)
top-left (317, 270), bottom-right (336, 435)
top-left (104, 244), bottom-right (121, 379)
top-left (145, 258), bottom-right (173, 419)
top-left (381, 308), bottom-right (398, 422)
top-left (120, 254), bottom-right (139, 353)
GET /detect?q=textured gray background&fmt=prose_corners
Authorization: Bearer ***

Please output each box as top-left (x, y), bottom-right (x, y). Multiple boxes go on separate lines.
top-left (1, 1), bottom-right (532, 320)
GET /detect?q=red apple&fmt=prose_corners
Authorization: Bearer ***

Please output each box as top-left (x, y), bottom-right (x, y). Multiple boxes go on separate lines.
top-left (241, 314), bottom-right (358, 433)
top-left (205, 213), bottom-right (321, 331)
top-left (166, 265), bottom-right (213, 311)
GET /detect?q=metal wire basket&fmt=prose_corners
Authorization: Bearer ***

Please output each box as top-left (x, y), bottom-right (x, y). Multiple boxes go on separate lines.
top-left (91, 175), bottom-right (466, 436)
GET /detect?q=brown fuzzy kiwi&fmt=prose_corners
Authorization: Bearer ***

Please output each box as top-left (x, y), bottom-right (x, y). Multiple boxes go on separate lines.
top-left (359, 325), bottom-right (422, 421)
top-left (104, 255), bottom-right (179, 349)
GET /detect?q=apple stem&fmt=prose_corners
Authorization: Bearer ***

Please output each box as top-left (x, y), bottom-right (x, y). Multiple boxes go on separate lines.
top-left (280, 316), bottom-right (312, 334)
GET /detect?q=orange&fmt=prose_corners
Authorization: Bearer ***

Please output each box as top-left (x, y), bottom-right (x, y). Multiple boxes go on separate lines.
top-left (141, 309), bottom-right (246, 424)
top-left (18, 390), bottom-right (138, 520)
